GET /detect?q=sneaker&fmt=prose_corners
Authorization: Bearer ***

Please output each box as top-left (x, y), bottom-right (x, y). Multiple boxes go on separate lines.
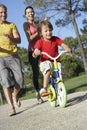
top-left (40, 88), bottom-right (49, 97)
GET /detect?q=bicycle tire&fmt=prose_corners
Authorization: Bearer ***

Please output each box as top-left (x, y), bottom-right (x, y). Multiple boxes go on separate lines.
top-left (47, 85), bottom-right (56, 102)
top-left (57, 81), bottom-right (67, 108)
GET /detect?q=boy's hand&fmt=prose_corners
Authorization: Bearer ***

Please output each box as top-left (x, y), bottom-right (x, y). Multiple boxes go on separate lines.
top-left (32, 49), bottom-right (41, 58)
top-left (32, 52), bottom-right (37, 58)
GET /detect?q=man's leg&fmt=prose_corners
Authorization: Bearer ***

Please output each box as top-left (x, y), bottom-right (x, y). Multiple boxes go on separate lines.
top-left (3, 87), bottom-right (16, 116)
top-left (12, 86), bottom-right (21, 107)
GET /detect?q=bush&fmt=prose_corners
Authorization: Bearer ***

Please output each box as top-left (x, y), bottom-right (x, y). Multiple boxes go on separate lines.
top-left (60, 55), bottom-right (84, 78)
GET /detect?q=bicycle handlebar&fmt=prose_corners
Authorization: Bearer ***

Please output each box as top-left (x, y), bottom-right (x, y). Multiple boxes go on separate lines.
top-left (41, 51), bottom-right (67, 61)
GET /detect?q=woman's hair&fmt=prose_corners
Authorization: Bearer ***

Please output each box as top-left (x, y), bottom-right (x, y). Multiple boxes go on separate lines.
top-left (0, 3), bottom-right (7, 11)
top-left (24, 6), bottom-right (34, 15)
top-left (38, 20), bottom-right (53, 35)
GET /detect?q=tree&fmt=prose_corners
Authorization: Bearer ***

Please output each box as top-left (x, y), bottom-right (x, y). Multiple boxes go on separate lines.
top-left (23, 0), bottom-right (87, 73)
top-left (83, 0), bottom-right (87, 11)
top-left (60, 54), bottom-right (84, 78)
top-left (63, 37), bottom-right (84, 77)
top-left (81, 18), bottom-right (87, 35)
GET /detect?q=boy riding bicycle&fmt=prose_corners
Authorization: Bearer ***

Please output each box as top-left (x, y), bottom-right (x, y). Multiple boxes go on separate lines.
top-left (33, 20), bottom-right (71, 96)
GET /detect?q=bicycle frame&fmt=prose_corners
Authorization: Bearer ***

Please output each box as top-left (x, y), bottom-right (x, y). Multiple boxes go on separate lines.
top-left (42, 51), bottom-right (66, 86)
top-left (41, 51), bottom-right (67, 108)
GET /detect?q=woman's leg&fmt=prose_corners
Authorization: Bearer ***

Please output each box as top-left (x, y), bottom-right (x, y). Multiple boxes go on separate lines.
top-left (28, 52), bottom-right (43, 103)
top-left (28, 52), bottom-right (40, 92)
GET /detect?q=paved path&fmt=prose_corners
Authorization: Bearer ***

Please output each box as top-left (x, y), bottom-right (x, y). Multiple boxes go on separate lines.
top-left (0, 91), bottom-right (87, 130)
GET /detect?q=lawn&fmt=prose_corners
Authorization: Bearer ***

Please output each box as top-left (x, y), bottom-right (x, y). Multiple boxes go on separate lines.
top-left (20, 73), bottom-right (87, 100)
top-left (0, 73), bottom-right (87, 105)
top-left (65, 73), bottom-right (87, 93)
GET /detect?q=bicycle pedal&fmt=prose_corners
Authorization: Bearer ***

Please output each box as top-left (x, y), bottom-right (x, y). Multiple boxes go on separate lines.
top-left (41, 92), bottom-right (49, 97)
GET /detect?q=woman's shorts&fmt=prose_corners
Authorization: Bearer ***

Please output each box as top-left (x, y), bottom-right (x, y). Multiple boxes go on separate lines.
top-left (0, 55), bottom-right (23, 88)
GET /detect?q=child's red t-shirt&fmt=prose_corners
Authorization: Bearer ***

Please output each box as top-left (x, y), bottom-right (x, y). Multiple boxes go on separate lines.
top-left (34, 36), bottom-right (63, 62)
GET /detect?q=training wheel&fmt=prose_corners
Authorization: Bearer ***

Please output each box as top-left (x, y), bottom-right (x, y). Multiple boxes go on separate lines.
top-left (47, 85), bottom-right (56, 102)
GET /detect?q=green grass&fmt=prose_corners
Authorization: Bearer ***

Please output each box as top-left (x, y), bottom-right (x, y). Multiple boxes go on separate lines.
top-left (20, 90), bottom-right (36, 100)
top-left (65, 73), bottom-right (87, 93)
top-left (20, 73), bottom-right (87, 101)
top-left (0, 73), bottom-right (87, 104)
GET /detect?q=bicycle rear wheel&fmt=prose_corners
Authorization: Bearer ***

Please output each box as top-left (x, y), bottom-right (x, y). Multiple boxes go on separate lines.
top-left (57, 82), bottom-right (67, 108)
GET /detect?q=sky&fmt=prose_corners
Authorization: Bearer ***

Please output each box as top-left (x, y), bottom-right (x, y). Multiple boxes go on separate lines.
top-left (0, 0), bottom-right (85, 49)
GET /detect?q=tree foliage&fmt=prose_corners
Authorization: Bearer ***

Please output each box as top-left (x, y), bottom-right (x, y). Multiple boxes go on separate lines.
top-left (23, 0), bottom-right (87, 73)
top-left (23, 0), bottom-right (86, 22)
top-left (83, 0), bottom-right (87, 11)
top-left (60, 54), bottom-right (84, 78)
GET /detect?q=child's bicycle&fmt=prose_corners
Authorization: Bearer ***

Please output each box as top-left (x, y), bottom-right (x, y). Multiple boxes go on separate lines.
top-left (41, 51), bottom-right (67, 108)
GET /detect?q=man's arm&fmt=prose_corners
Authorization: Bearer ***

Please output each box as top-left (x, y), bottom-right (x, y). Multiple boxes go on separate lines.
top-left (3, 31), bottom-right (21, 44)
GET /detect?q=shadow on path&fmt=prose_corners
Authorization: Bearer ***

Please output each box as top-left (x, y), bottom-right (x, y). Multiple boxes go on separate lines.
top-left (15, 100), bottom-right (47, 116)
top-left (67, 92), bottom-right (87, 107)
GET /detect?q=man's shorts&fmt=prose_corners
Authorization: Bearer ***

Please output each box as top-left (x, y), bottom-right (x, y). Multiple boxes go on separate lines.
top-left (0, 55), bottom-right (23, 88)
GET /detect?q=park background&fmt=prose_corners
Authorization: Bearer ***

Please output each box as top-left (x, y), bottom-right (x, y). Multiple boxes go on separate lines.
top-left (0, 0), bottom-right (85, 48)
top-left (0, 0), bottom-right (87, 104)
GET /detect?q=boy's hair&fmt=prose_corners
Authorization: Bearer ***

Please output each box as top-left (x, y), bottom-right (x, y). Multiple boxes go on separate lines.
top-left (38, 20), bottom-right (53, 35)
top-left (24, 6), bottom-right (34, 15)
top-left (0, 3), bottom-right (7, 11)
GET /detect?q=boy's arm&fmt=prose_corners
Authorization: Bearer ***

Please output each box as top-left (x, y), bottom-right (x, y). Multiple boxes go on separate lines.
top-left (61, 43), bottom-right (72, 53)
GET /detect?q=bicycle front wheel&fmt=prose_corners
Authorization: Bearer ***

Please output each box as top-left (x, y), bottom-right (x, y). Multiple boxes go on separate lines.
top-left (57, 82), bottom-right (67, 108)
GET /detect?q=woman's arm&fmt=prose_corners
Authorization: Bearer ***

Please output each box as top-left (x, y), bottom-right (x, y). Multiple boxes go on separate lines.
top-left (23, 22), bottom-right (38, 42)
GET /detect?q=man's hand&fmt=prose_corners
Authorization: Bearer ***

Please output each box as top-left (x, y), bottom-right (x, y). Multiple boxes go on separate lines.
top-left (3, 34), bottom-right (10, 39)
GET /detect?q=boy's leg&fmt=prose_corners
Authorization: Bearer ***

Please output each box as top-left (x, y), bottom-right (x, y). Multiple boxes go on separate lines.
top-left (43, 70), bottom-right (51, 89)
top-left (40, 70), bottom-right (51, 96)
top-left (40, 60), bottom-right (53, 96)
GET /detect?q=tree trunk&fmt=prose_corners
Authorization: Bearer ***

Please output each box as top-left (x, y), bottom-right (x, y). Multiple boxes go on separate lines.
top-left (70, 12), bottom-right (87, 73)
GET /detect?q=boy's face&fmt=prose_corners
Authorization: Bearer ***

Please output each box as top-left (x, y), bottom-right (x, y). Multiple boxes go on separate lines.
top-left (41, 25), bottom-right (52, 41)
top-left (0, 6), bottom-right (7, 23)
